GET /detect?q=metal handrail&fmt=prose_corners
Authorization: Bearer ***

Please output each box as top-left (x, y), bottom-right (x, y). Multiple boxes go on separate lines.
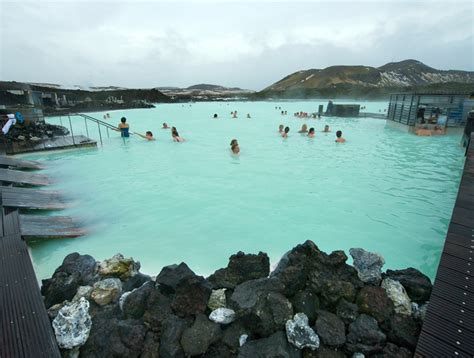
top-left (73, 113), bottom-right (118, 130)
top-left (74, 113), bottom-right (128, 147)
top-left (53, 112), bottom-right (135, 148)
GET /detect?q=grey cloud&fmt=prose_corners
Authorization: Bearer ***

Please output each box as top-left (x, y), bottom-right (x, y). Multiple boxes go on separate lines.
top-left (1, 1), bottom-right (472, 90)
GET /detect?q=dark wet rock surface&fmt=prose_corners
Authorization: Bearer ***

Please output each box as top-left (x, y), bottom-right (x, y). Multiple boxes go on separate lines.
top-left (42, 242), bottom-right (428, 357)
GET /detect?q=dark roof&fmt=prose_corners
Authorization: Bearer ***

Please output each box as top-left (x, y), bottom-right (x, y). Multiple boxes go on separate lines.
top-left (0, 81), bottom-right (32, 91)
top-left (389, 92), bottom-right (471, 96)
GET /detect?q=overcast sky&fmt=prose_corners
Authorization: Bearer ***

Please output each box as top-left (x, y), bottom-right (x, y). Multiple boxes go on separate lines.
top-left (0, 0), bottom-right (473, 90)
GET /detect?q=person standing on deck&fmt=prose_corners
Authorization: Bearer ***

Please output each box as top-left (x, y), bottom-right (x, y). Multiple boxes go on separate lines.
top-left (117, 117), bottom-right (130, 137)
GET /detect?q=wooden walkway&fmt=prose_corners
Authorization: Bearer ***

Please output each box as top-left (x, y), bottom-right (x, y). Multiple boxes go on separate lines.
top-left (0, 209), bottom-right (61, 357)
top-left (415, 133), bottom-right (474, 357)
top-left (0, 156), bottom-right (43, 170)
top-left (0, 186), bottom-right (66, 210)
top-left (5, 135), bottom-right (97, 155)
top-left (20, 215), bottom-right (84, 240)
top-left (0, 154), bottom-right (87, 357)
top-left (0, 168), bottom-right (50, 186)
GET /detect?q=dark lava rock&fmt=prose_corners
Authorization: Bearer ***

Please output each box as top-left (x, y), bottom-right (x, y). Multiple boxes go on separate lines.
top-left (117, 319), bottom-right (147, 353)
top-left (243, 291), bottom-right (293, 336)
top-left (231, 278), bottom-right (292, 336)
top-left (356, 286), bottom-right (394, 324)
top-left (387, 314), bottom-right (421, 350)
top-left (156, 262), bottom-right (196, 294)
top-left (315, 310), bottom-right (346, 347)
top-left (5, 121), bottom-right (69, 142)
top-left (41, 253), bottom-right (97, 308)
top-left (271, 260), bottom-right (308, 296)
top-left (336, 299), bottom-right (359, 325)
top-left (384, 268), bottom-right (432, 303)
top-left (238, 331), bottom-right (301, 358)
top-left (230, 277), bottom-right (284, 310)
top-left (80, 307), bottom-right (145, 358)
top-left (122, 281), bottom-right (154, 319)
top-left (302, 346), bottom-right (345, 358)
top-left (272, 241), bottom-right (362, 306)
top-left (375, 342), bottom-right (413, 358)
top-left (222, 322), bottom-right (248, 352)
top-left (171, 275), bottom-right (212, 317)
top-left (346, 314), bottom-right (386, 355)
top-left (159, 315), bottom-right (188, 358)
top-left (123, 272), bottom-right (152, 292)
top-left (208, 251), bottom-right (270, 289)
top-left (318, 279), bottom-right (357, 308)
top-left (143, 287), bottom-right (173, 331)
top-left (203, 344), bottom-right (233, 358)
top-left (291, 290), bottom-right (320, 324)
top-left (180, 314), bottom-right (222, 356)
top-left (141, 331), bottom-right (160, 358)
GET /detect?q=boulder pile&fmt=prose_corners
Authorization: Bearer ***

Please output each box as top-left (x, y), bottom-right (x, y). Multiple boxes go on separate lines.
top-left (41, 241), bottom-right (432, 357)
top-left (5, 121), bottom-right (69, 142)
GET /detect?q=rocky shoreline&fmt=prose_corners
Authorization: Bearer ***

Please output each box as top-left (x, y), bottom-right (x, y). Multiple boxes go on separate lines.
top-left (41, 241), bottom-right (432, 357)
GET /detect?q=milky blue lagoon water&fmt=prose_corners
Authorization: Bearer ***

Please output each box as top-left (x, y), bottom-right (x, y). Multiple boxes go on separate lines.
top-left (23, 100), bottom-right (465, 281)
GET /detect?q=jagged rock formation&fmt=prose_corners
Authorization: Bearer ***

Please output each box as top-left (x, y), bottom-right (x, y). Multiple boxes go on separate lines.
top-left (41, 241), bottom-right (432, 357)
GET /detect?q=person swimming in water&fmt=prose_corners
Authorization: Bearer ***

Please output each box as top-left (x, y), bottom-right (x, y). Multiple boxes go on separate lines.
top-left (278, 124), bottom-right (284, 133)
top-left (232, 111), bottom-right (238, 118)
top-left (323, 125), bottom-right (330, 133)
top-left (282, 126), bottom-right (290, 138)
top-left (117, 117), bottom-right (129, 137)
top-left (213, 113), bottom-right (218, 118)
top-left (162, 123), bottom-right (169, 129)
top-left (298, 124), bottom-right (308, 133)
top-left (171, 127), bottom-right (185, 142)
top-left (335, 130), bottom-right (346, 143)
top-left (136, 131), bottom-right (155, 141)
top-left (230, 139), bottom-right (240, 154)
top-left (308, 128), bottom-right (315, 138)
top-left (247, 113), bottom-right (251, 119)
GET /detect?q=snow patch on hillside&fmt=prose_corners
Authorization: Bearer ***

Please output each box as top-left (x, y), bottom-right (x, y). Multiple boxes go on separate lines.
top-left (379, 72), bottom-right (412, 87)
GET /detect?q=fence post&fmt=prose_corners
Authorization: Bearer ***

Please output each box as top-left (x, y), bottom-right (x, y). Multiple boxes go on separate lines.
top-left (68, 115), bottom-right (75, 145)
top-left (84, 117), bottom-right (89, 138)
top-left (97, 122), bottom-right (103, 147)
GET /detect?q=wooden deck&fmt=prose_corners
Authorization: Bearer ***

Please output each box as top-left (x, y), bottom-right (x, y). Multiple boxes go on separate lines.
top-left (0, 154), bottom-right (87, 357)
top-left (0, 186), bottom-right (66, 210)
top-left (415, 134), bottom-right (474, 357)
top-left (20, 214), bottom-right (83, 240)
top-left (0, 168), bottom-right (51, 186)
top-left (0, 208), bottom-right (61, 357)
top-left (0, 156), bottom-right (43, 170)
top-left (5, 135), bottom-right (97, 155)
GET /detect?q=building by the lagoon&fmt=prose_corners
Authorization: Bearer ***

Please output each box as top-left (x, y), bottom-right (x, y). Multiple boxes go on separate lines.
top-left (387, 92), bottom-right (474, 131)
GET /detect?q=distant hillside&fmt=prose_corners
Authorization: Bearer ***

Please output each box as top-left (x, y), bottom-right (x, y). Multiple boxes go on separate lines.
top-left (157, 83), bottom-right (254, 101)
top-left (261, 60), bottom-right (474, 99)
top-left (186, 84), bottom-right (244, 91)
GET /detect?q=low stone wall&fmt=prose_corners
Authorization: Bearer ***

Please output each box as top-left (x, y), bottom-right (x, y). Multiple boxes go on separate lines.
top-left (41, 240), bottom-right (432, 357)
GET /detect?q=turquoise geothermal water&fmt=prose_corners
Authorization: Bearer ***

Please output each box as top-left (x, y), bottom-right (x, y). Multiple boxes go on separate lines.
top-left (24, 100), bottom-right (465, 281)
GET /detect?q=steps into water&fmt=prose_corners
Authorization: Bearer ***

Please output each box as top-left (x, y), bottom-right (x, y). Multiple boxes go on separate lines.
top-left (0, 186), bottom-right (66, 210)
top-left (0, 168), bottom-right (51, 186)
top-left (0, 156), bottom-right (43, 170)
top-left (20, 214), bottom-right (83, 240)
